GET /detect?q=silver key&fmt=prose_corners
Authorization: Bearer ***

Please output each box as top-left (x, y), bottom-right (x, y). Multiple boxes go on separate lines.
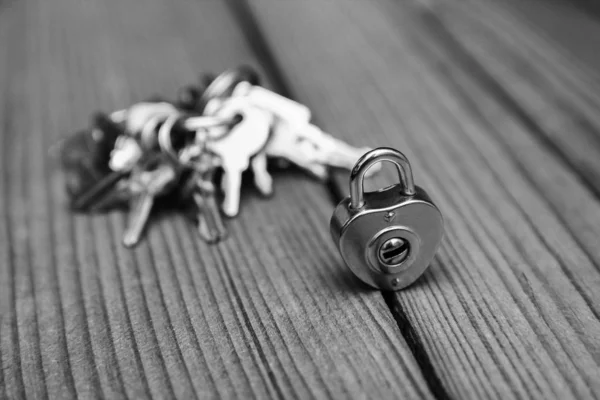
top-left (204, 96), bottom-right (273, 217)
top-left (187, 152), bottom-right (228, 243)
top-left (265, 120), bottom-right (381, 179)
top-left (180, 148), bottom-right (227, 243)
top-left (225, 81), bottom-right (380, 180)
top-left (123, 154), bottom-right (179, 248)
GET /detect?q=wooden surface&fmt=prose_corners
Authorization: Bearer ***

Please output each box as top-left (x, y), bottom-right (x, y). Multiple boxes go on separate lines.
top-left (1, 0), bottom-right (599, 399)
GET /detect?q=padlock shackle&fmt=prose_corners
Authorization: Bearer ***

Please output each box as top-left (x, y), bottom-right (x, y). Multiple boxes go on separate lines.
top-left (349, 147), bottom-right (416, 209)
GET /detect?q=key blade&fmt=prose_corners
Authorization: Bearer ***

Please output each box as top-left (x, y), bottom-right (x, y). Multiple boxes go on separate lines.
top-left (71, 170), bottom-right (127, 210)
top-left (123, 193), bottom-right (155, 248)
top-left (184, 149), bottom-right (228, 242)
top-left (194, 192), bottom-right (228, 244)
top-left (145, 164), bottom-right (178, 194)
top-left (267, 122), bottom-right (381, 179)
top-left (300, 124), bottom-right (380, 172)
top-left (87, 180), bottom-right (133, 212)
top-left (121, 156), bottom-right (179, 247)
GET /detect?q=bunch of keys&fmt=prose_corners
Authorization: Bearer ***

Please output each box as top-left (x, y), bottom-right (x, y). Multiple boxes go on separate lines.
top-left (54, 66), bottom-right (381, 248)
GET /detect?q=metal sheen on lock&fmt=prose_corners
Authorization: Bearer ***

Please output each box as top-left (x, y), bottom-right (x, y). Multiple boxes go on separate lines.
top-left (330, 147), bottom-right (444, 291)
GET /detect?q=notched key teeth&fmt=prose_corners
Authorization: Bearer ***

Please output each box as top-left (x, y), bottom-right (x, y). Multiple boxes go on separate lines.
top-left (198, 223), bottom-right (228, 244)
top-left (122, 194), bottom-right (154, 248)
top-left (193, 192), bottom-right (229, 243)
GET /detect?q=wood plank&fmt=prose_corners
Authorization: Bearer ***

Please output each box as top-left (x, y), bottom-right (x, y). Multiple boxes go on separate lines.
top-left (245, 0), bottom-right (600, 398)
top-left (421, 0), bottom-right (600, 197)
top-left (501, 0), bottom-right (600, 74)
top-left (403, 0), bottom-right (600, 298)
top-left (0, 0), bottom-right (433, 398)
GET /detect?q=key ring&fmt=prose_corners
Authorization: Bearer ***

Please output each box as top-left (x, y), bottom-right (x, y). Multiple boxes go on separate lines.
top-left (186, 113), bottom-right (242, 142)
top-left (199, 65), bottom-right (259, 112)
top-left (184, 115), bottom-right (234, 131)
top-left (158, 114), bottom-right (184, 160)
top-left (141, 113), bottom-right (172, 149)
top-left (158, 114), bottom-right (233, 163)
top-left (157, 115), bottom-right (217, 170)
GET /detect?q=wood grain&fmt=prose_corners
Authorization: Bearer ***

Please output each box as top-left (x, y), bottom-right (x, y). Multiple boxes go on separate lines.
top-left (421, 0), bottom-right (600, 198)
top-left (0, 0), bottom-right (434, 398)
top-left (244, 0), bottom-right (600, 398)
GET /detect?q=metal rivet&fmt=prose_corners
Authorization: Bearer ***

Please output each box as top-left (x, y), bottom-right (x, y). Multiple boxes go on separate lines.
top-left (384, 211), bottom-right (396, 222)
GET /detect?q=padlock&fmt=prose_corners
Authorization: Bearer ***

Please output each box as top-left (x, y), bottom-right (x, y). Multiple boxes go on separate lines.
top-left (330, 147), bottom-right (444, 291)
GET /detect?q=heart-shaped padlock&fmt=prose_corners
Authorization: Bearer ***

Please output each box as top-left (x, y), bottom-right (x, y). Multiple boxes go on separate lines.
top-left (330, 147), bottom-right (444, 291)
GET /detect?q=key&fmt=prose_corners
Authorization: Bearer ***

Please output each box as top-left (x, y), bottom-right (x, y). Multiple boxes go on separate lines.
top-left (71, 169), bottom-right (128, 210)
top-left (212, 80), bottom-right (380, 180)
top-left (231, 82), bottom-right (311, 126)
top-left (54, 113), bottom-right (126, 209)
top-left (87, 136), bottom-right (144, 211)
top-left (265, 119), bottom-right (381, 180)
top-left (55, 112), bottom-right (123, 171)
top-left (109, 102), bottom-right (180, 173)
top-left (183, 150), bottom-right (228, 243)
top-left (193, 190), bottom-right (227, 243)
top-left (71, 102), bottom-right (177, 210)
top-left (124, 101), bottom-right (180, 148)
top-left (203, 96), bottom-right (274, 217)
top-left (123, 154), bottom-right (179, 248)
top-left (90, 112), bottom-right (125, 164)
top-left (87, 134), bottom-right (147, 211)
top-left (86, 178), bottom-right (132, 212)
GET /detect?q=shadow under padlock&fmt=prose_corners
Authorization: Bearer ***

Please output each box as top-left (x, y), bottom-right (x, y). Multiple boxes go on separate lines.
top-left (330, 147), bottom-right (444, 291)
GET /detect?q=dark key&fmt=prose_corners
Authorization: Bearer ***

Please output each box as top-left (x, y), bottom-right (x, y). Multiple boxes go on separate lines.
top-left (86, 181), bottom-right (132, 212)
top-left (70, 170), bottom-right (128, 210)
top-left (59, 112), bottom-right (122, 169)
top-left (56, 112), bottom-right (125, 208)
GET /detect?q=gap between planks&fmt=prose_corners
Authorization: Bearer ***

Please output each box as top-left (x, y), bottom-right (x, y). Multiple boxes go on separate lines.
top-left (226, 1), bottom-right (454, 399)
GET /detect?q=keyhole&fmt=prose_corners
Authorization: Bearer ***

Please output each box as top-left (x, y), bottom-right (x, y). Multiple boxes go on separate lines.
top-left (378, 238), bottom-right (410, 266)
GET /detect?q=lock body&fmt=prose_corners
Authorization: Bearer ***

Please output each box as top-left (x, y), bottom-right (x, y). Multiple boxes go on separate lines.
top-left (331, 184), bottom-right (443, 291)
